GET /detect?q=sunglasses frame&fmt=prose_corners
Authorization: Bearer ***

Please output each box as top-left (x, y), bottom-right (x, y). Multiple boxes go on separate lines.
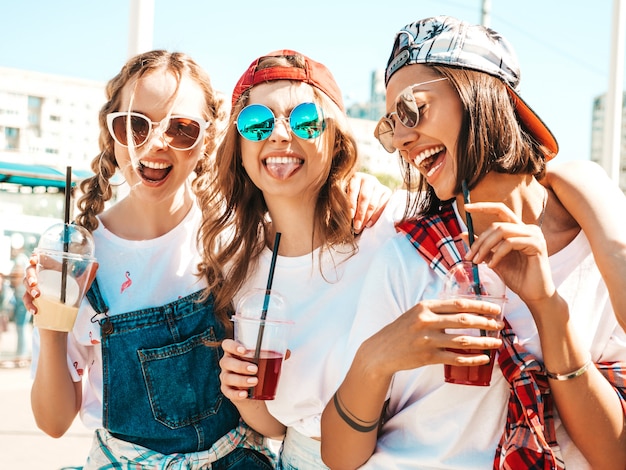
top-left (375, 77), bottom-right (448, 153)
top-left (236, 102), bottom-right (326, 142)
top-left (106, 111), bottom-right (210, 151)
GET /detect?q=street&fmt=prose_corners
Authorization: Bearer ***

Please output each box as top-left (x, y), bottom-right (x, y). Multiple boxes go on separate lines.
top-left (0, 322), bottom-right (92, 469)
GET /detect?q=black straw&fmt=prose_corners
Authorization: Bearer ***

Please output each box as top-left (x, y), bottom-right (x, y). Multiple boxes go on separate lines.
top-left (461, 180), bottom-right (487, 342)
top-left (60, 166), bottom-right (71, 303)
top-left (249, 232), bottom-right (281, 397)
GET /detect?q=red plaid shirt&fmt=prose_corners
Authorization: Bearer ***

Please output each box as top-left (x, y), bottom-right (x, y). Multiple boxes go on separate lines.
top-left (396, 203), bottom-right (626, 469)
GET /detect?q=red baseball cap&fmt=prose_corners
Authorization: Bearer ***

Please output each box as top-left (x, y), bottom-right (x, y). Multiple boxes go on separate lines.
top-left (231, 49), bottom-right (345, 112)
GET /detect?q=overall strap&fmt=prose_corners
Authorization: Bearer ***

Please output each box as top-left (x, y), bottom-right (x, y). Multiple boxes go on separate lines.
top-left (87, 278), bottom-right (113, 335)
top-left (86, 277), bottom-right (108, 314)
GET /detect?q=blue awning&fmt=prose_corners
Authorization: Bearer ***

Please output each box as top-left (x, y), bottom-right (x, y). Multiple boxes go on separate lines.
top-left (0, 161), bottom-right (93, 188)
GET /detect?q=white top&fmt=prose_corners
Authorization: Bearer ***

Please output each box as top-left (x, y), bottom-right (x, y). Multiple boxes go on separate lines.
top-left (345, 206), bottom-right (626, 469)
top-left (234, 194), bottom-right (404, 438)
top-left (32, 205), bottom-right (207, 430)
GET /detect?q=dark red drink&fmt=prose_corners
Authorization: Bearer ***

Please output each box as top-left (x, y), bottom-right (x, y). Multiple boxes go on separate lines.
top-left (238, 350), bottom-right (284, 400)
top-left (444, 348), bottom-right (496, 386)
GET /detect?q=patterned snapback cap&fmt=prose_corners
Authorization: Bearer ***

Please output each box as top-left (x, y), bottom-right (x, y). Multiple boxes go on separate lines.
top-left (385, 16), bottom-right (558, 160)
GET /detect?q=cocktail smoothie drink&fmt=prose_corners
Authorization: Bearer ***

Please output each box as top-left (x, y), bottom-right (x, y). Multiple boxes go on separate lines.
top-left (234, 349), bottom-right (285, 400)
top-left (33, 223), bottom-right (96, 332)
top-left (33, 296), bottom-right (79, 332)
top-left (442, 261), bottom-right (507, 386)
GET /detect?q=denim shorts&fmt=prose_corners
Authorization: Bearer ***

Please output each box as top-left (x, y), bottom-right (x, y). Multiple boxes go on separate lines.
top-left (278, 427), bottom-right (329, 470)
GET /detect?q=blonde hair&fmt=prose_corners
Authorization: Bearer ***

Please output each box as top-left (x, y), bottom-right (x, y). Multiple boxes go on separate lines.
top-left (75, 50), bottom-right (225, 231)
top-left (195, 53), bottom-right (359, 319)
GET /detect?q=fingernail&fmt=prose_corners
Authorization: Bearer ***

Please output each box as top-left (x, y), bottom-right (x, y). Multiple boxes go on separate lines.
top-left (238, 391), bottom-right (248, 398)
top-left (246, 364), bottom-right (257, 373)
top-left (246, 377), bottom-right (257, 384)
top-left (30, 289), bottom-right (39, 298)
top-left (29, 309), bottom-right (36, 316)
top-left (236, 346), bottom-right (246, 354)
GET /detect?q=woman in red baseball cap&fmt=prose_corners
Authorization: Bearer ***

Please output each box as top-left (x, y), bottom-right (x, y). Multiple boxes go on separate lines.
top-left (196, 49), bottom-right (404, 468)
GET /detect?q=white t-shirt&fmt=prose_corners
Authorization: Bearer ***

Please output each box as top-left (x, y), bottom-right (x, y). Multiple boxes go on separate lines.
top-left (345, 207), bottom-right (626, 469)
top-left (234, 193), bottom-right (404, 438)
top-left (32, 205), bottom-right (207, 430)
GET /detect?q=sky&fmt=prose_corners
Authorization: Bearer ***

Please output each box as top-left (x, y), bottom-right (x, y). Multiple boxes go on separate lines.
top-left (2, 0), bottom-right (625, 164)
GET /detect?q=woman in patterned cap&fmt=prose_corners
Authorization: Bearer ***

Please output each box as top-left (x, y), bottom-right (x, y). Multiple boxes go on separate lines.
top-left (321, 15), bottom-right (626, 469)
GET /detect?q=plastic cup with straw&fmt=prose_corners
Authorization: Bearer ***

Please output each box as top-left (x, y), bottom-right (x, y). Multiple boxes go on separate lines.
top-left (439, 180), bottom-right (507, 385)
top-left (32, 167), bottom-right (97, 332)
top-left (248, 232), bottom-right (282, 398)
top-left (232, 232), bottom-right (292, 399)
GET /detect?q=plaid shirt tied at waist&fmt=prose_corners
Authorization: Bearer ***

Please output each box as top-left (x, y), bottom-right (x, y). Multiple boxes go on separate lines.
top-left (396, 203), bottom-right (626, 470)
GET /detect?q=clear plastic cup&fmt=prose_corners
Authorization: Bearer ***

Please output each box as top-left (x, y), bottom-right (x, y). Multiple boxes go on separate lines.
top-left (232, 289), bottom-right (293, 400)
top-left (441, 261), bottom-right (506, 386)
top-left (32, 223), bottom-right (96, 332)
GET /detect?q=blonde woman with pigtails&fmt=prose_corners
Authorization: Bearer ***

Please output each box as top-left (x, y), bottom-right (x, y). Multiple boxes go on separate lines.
top-left (24, 50), bottom-right (277, 469)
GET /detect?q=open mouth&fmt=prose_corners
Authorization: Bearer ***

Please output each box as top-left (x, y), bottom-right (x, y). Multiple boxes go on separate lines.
top-left (263, 156), bottom-right (304, 180)
top-left (413, 145), bottom-right (445, 175)
top-left (138, 160), bottom-right (172, 183)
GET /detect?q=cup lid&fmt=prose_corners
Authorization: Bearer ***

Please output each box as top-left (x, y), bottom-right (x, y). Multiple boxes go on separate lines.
top-left (235, 288), bottom-right (290, 321)
top-left (230, 314), bottom-right (294, 325)
top-left (443, 262), bottom-right (507, 299)
top-left (35, 223), bottom-right (95, 259)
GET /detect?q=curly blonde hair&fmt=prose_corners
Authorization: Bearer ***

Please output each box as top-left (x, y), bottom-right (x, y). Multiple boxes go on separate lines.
top-left (75, 50), bottom-right (225, 231)
top-left (195, 53), bottom-right (359, 319)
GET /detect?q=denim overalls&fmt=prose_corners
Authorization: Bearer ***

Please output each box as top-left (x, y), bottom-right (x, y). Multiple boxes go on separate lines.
top-left (87, 280), bottom-right (273, 469)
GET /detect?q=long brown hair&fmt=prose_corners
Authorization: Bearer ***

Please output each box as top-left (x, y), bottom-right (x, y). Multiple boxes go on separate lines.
top-left (400, 66), bottom-right (547, 219)
top-left (195, 53), bottom-right (359, 320)
top-left (75, 50), bottom-right (225, 232)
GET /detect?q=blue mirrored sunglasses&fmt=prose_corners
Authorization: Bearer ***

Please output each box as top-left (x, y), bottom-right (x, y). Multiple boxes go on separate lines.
top-left (236, 102), bottom-right (326, 142)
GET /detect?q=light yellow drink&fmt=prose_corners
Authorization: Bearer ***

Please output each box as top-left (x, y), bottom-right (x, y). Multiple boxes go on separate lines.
top-left (33, 295), bottom-right (79, 332)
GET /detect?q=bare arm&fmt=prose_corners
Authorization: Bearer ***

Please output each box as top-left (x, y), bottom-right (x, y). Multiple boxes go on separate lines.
top-left (26, 261), bottom-right (82, 437)
top-left (30, 329), bottom-right (82, 437)
top-left (544, 160), bottom-right (626, 330)
top-left (466, 200), bottom-right (626, 469)
top-left (321, 299), bottom-right (503, 469)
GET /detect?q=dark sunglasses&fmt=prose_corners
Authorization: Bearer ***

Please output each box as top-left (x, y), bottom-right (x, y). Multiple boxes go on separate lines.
top-left (374, 77), bottom-right (448, 153)
top-left (106, 112), bottom-right (209, 151)
top-left (236, 102), bottom-right (326, 142)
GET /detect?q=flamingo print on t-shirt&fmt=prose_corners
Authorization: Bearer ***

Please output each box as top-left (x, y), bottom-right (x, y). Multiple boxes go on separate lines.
top-left (120, 271), bottom-right (132, 293)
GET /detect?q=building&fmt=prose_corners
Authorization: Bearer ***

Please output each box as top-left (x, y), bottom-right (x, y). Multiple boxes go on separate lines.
top-left (0, 66), bottom-right (104, 172)
top-left (587, 92), bottom-right (626, 191)
top-left (347, 68), bottom-right (402, 186)
top-left (0, 66), bottom-right (403, 188)
top-left (0, 67), bottom-right (106, 270)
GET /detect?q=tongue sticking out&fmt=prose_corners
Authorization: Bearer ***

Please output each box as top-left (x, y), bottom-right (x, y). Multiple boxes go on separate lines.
top-left (265, 161), bottom-right (302, 180)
